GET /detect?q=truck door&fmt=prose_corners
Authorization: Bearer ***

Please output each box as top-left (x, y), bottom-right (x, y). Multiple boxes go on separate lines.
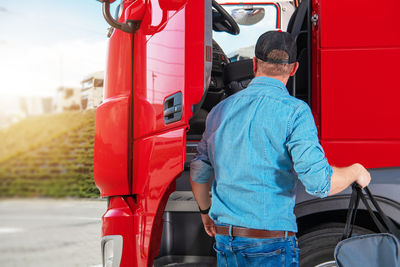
top-left (95, 0), bottom-right (210, 266)
top-left (313, 0), bottom-right (400, 168)
top-left (132, 0), bottom-right (210, 266)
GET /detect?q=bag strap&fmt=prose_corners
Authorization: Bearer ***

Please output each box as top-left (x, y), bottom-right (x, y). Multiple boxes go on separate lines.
top-left (344, 184), bottom-right (400, 240)
top-left (355, 185), bottom-right (388, 233)
top-left (342, 183), bottom-right (360, 240)
top-left (360, 186), bottom-right (400, 239)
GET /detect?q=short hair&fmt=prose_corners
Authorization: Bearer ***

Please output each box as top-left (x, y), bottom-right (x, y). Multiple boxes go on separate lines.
top-left (256, 50), bottom-right (296, 76)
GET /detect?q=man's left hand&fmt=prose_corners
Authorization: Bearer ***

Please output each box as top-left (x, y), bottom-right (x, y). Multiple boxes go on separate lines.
top-left (201, 214), bottom-right (216, 237)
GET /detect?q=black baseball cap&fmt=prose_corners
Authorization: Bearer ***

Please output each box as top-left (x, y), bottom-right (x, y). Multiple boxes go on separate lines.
top-left (255, 31), bottom-right (297, 64)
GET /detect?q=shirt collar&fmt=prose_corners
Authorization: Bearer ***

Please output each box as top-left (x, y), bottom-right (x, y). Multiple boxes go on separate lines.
top-left (247, 76), bottom-right (289, 95)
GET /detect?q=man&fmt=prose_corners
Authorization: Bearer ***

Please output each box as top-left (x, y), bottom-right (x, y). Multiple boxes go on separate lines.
top-left (189, 31), bottom-right (371, 266)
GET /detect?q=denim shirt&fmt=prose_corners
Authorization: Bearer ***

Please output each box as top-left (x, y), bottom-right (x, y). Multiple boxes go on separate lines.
top-left (190, 76), bottom-right (332, 232)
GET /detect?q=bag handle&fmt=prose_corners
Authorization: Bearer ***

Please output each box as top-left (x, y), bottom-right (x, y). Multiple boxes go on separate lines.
top-left (342, 184), bottom-right (400, 240)
top-left (342, 184), bottom-right (361, 240)
top-left (360, 186), bottom-right (400, 238)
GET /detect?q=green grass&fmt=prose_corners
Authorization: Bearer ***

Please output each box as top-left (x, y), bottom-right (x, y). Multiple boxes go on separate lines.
top-left (0, 110), bottom-right (99, 198)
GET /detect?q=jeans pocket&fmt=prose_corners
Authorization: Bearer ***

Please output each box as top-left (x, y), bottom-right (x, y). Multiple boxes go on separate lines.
top-left (241, 248), bottom-right (285, 267)
top-left (213, 243), bottom-right (228, 267)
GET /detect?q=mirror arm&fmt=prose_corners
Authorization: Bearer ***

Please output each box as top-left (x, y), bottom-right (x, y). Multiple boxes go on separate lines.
top-left (101, 0), bottom-right (140, 34)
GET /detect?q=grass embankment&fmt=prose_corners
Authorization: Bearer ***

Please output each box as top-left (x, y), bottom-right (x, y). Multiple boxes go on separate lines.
top-left (0, 110), bottom-right (99, 198)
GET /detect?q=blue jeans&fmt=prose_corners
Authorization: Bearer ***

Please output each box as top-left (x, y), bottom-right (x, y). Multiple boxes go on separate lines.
top-left (214, 232), bottom-right (300, 267)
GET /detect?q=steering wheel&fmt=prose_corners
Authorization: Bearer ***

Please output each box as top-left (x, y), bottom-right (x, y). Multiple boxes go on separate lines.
top-left (212, 0), bottom-right (240, 35)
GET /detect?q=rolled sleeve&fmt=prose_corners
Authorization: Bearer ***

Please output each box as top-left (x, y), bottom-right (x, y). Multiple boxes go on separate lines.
top-left (190, 159), bottom-right (213, 183)
top-left (190, 131), bottom-right (213, 184)
top-left (286, 104), bottom-right (332, 198)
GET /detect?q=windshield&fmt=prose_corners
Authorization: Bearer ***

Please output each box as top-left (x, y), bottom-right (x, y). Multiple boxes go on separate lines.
top-left (213, 4), bottom-right (279, 61)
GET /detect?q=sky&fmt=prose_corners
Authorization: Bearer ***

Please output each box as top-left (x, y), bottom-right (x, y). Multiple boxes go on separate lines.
top-left (0, 0), bottom-right (115, 97)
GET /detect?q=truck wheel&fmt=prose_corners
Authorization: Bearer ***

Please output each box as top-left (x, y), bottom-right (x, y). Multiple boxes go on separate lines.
top-left (298, 223), bottom-right (373, 267)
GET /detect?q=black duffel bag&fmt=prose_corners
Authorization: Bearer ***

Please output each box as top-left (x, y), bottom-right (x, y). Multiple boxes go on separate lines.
top-left (334, 184), bottom-right (400, 267)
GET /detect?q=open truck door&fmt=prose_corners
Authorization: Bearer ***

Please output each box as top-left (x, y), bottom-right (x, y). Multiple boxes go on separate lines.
top-left (94, 0), bottom-right (211, 266)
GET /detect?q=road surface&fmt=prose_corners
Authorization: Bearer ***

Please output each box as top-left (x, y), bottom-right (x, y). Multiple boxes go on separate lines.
top-left (0, 199), bottom-right (106, 267)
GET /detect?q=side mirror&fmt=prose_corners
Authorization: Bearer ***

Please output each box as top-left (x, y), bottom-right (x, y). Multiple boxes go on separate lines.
top-left (231, 7), bottom-right (265, 26)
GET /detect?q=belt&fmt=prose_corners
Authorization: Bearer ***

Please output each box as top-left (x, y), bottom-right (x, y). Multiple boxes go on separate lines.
top-left (215, 225), bottom-right (296, 239)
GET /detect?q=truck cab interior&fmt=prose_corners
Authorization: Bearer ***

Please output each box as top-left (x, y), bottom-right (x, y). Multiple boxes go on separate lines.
top-left (155, 1), bottom-right (310, 266)
top-left (187, 0), bottom-right (309, 140)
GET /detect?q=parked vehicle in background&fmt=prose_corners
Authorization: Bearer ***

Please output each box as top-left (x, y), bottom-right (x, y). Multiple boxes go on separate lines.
top-left (94, 0), bottom-right (400, 266)
top-left (81, 71), bottom-right (104, 110)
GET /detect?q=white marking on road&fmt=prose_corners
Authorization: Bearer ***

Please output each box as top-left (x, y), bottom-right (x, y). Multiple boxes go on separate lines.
top-left (0, 227), bottom-right (23, 234)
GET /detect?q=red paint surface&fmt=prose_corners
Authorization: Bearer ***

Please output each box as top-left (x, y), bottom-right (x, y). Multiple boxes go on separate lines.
top-left (102, 197), bottom-right (136, 267)
top-left (132, 128), bottom-right (185, 194)
top-left (319, 0), bottom-right (400, 49)
top-left (94, 96), bottom-right (131, 196)
top-left (94, 24), bottom-right (133, 197)
top-left (314, 0), bottom-right (400, 167)
top-left (322, 141), bottom-right (400, 168)
top-left (133, 3), bottom-right (186, 139)
top-left (320, 49), bottom-right (400, 141)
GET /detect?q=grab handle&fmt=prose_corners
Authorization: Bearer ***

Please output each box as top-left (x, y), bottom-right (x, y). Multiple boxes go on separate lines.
top-left (98, 0), bottom-right (141, 34)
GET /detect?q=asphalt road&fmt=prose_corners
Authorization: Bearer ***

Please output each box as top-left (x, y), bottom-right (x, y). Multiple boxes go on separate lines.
top-left (0, 199), bottom-right (106, 267)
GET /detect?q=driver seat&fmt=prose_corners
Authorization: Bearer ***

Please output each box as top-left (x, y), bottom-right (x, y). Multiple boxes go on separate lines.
top-left (224, 59), bottom-right (254, 96)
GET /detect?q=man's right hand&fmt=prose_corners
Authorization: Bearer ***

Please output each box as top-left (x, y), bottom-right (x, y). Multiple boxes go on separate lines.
top-left (329, 163), bottom-right (371, 196)
top-left (353, 163), bottom-right (371, 188)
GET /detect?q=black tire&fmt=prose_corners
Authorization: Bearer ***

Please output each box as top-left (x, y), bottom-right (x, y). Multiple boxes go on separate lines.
top-left (298, 223), bottom-right (373, 267)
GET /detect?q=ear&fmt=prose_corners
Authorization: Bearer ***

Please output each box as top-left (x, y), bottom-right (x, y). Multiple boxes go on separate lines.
top-left (289, 62), bottom-right (299, 77)
top-left (252, 57), bottom-right (258, 75)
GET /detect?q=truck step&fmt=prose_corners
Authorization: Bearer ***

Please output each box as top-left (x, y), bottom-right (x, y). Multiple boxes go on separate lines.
top-left (154, 255), bottom-right (217, 267)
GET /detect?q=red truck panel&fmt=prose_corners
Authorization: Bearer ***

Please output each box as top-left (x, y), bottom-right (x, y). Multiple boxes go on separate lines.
top-left (322, 141), bottom-right (400, 168)
top-left (320, 49), bottom-right (400, 141)
top-left (319, 0), bottom-right (400, 49)
top-left (314, 0), bottom-right (400, 168)
top-left (133, 3), bottom-right (186, 139)
top-left (102, 197), bottom-right (136, 267)
top-left (94, 27), bottom-right (133, 197)
top-left (94, 96), bottom-right (131, 196)
top-left (132, 128), bottom-right (185, 195)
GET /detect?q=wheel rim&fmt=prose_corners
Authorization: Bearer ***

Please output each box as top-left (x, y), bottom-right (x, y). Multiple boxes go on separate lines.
top-left (315, 261), bottom-right (337, 267)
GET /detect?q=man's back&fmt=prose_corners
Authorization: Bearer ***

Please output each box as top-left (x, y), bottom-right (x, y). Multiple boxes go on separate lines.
top-left (192, 76), bottom-right (332, 232)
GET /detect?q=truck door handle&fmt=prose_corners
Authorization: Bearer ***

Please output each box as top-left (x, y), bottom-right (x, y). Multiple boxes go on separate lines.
top-left (164, 105), bottom-right (182, 117)
top-left (164, 92), bottom-right (183, 124)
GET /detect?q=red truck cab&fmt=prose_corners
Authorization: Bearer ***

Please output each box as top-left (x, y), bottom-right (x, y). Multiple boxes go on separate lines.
top-left (94, 0), bottom-right (400, 266)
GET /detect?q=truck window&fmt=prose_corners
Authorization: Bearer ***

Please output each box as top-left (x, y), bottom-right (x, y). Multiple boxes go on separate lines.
top-left (213, 4), bottom-right (279, 61)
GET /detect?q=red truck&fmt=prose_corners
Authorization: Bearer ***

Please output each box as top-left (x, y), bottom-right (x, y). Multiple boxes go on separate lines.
top-left (93, 0), bottom-right (400, 266)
